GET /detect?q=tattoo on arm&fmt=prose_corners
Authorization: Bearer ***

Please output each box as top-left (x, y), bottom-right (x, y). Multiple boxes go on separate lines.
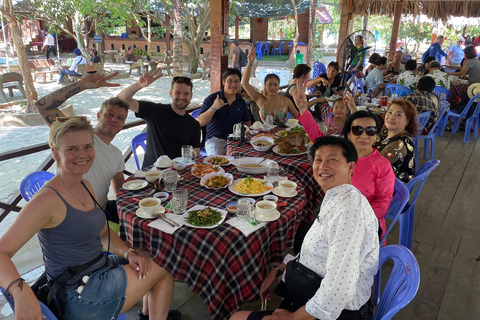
top-left (45, 100), bottom-right (64, 111)
top-left (66, 86), bottom-right (81, 99)
top-left (46, 113), bottom-right (61, 125)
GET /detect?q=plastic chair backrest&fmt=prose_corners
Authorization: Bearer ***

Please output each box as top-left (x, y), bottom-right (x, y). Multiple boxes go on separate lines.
top-left (1, 286), bottom-right (58, 319)
top-left (191, 108), bottom-right (201, 119)
top-left (353, 76), bottom-right (365, 94)
top-left (312, 61), bottom-right (322, 79)
top-left (373, 245), bottom-right (420, 320)
top-left (425, 103), bottom-right (449, 135)
top-left (457, 94), bottom-right (480, 117)
top-left (416, 111), bottom-right (432, 135)
top-left (406, 160), bottom-right (440, 209)
top-left (20, 171), bottom-right (55, 202)
top-left (131, 132), bottom-right (147, 170)
top-left (279, 41), bottom-right (284, 51)
top-left (381, 178), bottom-right (410, 244)
top-left (385, 84), bottom-right (411, 97)
top-left (432, 86), bottom-right (450, 101)
top-left (467, 97), bottom-right (480, 119)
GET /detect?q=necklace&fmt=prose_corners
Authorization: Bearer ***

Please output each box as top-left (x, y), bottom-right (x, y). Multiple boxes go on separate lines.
top-left (59, 176), bottom-right (87, 205)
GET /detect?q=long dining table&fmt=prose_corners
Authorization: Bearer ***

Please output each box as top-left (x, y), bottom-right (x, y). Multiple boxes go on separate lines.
top-left (117, 163), bottom-right (307, 319)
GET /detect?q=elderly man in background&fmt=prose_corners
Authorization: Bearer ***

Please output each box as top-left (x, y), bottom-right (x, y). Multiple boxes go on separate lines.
top-left (383, 50), bottom-right (405, 76)
top-left (447, 38), bottom-right (466, 67)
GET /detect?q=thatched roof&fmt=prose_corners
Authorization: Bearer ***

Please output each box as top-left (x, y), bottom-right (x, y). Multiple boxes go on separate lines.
top-left (351, 0), bottom-right (480, 21)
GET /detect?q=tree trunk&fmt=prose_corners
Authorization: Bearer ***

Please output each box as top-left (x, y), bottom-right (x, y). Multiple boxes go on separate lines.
top-left (1, 1), bottom-right (37, 113)
top-left (172, 0), bottom-right (183, 76)
top-left (290, 0), bottom-right (298, 63)
top-left (72, 12), bottom-right (90, 59)
top-left (306, 1), bottom-right (317, 67)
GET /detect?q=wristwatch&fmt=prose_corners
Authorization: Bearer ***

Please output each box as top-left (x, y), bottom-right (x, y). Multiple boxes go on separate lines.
top-left (124, 247), bottom-right (138, 260)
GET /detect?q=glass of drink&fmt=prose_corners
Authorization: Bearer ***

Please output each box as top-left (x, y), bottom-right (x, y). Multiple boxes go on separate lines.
top-left (265, 115), bottom-right (274, 127)
top-left (267, 162), bottom-right (280, 184)
top-left (172, 188), bottom-right (188, 214)
top-left (163, 170), bottom-right (177, 192)
top-left (181, 145), bottom-right (196, 164)
top-left (237, 198), bottom-right (252, 222)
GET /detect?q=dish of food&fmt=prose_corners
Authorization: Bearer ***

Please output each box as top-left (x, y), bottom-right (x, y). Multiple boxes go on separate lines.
top-left (122, 180), bottom-right (148, 190)
top-left (230, 157), bottom-right (277, 174)
top-left (183, 205), bottom-right (227, 229)
top-left (273, 130), bottom-right (309, 155)
top-left (203, 155), bottom-right (234, 166)
top-left (228, 177), bottom-right (274, 197)
top-left (255, 132), bottom-right (277, 139)
top-left (272, 145), bottom-right (308, 156)
top-left (191, 163), bottom-right (225, 178)
top-left (200, 172), bottom-right (233, 189)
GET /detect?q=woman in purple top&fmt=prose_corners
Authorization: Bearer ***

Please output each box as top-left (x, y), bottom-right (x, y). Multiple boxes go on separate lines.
top-left (0, 117), bottom-right (175, 320)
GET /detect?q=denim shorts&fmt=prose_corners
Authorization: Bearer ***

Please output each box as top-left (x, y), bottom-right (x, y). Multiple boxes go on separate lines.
top-left (62, 255), bottom-right (127, 320)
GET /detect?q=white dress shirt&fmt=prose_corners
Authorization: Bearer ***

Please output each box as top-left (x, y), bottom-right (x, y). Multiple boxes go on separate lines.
top-left (300, 184), bottom-right (379, 320)
top-left (43, 33), bottom-right (55, 46)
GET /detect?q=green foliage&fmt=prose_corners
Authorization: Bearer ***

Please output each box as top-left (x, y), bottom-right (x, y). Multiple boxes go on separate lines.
top-left (398, 20), bottom-right (433, 53)
top-left (133, 48), bottom-right (149, 56)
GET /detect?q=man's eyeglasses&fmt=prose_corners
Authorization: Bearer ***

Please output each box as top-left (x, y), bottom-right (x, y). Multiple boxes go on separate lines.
top-left (226, 79), bottom-right (241, 84)
top-left (351, 125), bottom-right (378, 136)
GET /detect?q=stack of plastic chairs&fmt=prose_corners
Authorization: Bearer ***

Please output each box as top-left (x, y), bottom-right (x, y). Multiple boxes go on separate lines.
top-left (380, 178), bottom-right (410, 245)
top-left (373, 245), bottom-right (420, 320)
top-left (439, 94), bottom-right (480, 138)
top-left (352, 76), bottom-right (365, 94)
top-left (273, 42), bottom-right (284, 55)
top-left (417, 103), bottom-right (449, 160)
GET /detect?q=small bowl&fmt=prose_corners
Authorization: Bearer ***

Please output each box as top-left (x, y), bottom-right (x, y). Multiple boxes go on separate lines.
top-left (262, 126), bottom-right (272, 133)
top-left (139, 197), bottom-right (161, 215)
top-left (155, 155), bottom-right (173, 168)
top-left (250, 136), bottom-right (274, 152)
top-left (255, 200), bottom-right (277, 216)
top-left (226, 202), bottom-right (237, 213)
top-left (173, 162), bottom-right (187, 171)
top-left (287, 119), bottom-right (299, 126)
top-left (153, 192), bottom-right (169, 202)
top-left (278, 180), bottom-right (297, 195)
top-left (145, 170), bottom-right (162, 183)
top-left (263, 195), bottom-right (278, 202)
top-left (249, 130), bottom-right (259, 136)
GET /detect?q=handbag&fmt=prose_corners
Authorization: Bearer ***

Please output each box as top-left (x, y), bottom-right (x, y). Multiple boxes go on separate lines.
top-left (284, 259), bottom-right (323, 309)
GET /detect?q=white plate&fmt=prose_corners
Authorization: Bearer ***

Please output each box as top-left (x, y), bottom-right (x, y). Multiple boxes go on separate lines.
top-left (172, 157), bottom-right (196, 165)
top-left (200, 172), bottom-right (234, 189)
top-left (254, 209), bottom-right (281, 222)
top-left (123, 180), bottom-right (148, 190)
top-left (203, 155), bottom-right (234, 166)
top-left (182, 205), bottom-right (227, 229)
top-left (230, 157), bottom-right (277, 175)
top-left (155, 162), bottom-right (173, 169)
top-left (272, 145), bottom-right (308, 157)
top-left (272, 186), bottom-right (298, 198)
top-left (228, 178), bottom-right (273, 197)
top-left (136, 206), bottom-right (166, 219)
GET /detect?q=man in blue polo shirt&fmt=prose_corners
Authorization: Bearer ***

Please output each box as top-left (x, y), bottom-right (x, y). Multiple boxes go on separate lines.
top-left (198, 68), bottom-right (251, 155)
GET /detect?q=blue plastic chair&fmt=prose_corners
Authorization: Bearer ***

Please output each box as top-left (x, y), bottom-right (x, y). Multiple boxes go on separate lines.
top-left (20, 171), bottom-right (55, 201)
top-left (189, 109), bottom-right (207, 156)
top-left (439, 94), bottom-right (480, 137)
top-left (373, 245), bottom-right (420, 320)
top-left (417, 103), bottom-right (449, 160)
top-left (324, 112), bottom-right (333, 121)
top-left (432, 86), bottom-right (450, 101)
top-left (273, 41), bottom-right (284, 55)
top-left (385, 84), bottom-right (411, 97)
top-left (352, 76), bottom-right (365, 94)
top-left (380, 178), bottom-right (410, 245)
top-left (263, 43), bottom-right (270, 56)
top-left (255, 44), bottom-right (263, 60)
top-left (463, 97), bottom-right (480, 143)
top-left (400, 160), bottom-right (440, 249)
top-left (413, 111), bottom-right (432, 173)
top-left (131, 132), bottom-right (147, 170)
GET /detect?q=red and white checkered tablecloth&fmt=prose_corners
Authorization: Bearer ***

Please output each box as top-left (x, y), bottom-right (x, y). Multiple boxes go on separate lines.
top-left (117, 166), bottom-right (307, 319)
top-left (226, 139), bottom-right (323, 222)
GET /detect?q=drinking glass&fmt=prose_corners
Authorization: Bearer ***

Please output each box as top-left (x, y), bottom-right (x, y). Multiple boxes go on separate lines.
top-left (163, 170), bottom-right (177, 192)
top-left (172, 188), bottom-right (188, 214)
top-left (391, 93), bottom-right (398, 100)
top-left (265, 115), bottom-right (274, 127)
top-left (181, 145), bottom-right (196, 164)
top-left (237, 198), bottom-right (252, 222)
top-left (267, 162), bottom-right (280, 183)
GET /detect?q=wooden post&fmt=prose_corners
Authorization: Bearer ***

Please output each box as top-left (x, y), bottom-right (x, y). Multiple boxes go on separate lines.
top-left (210, 0), bottom-right (229, 93)
top-left (165, 14), bottom-right (171, 53)
top-left (235, 15), bottom-right (239, 40)
top-left (388, 0), bottom-right (404, 61)
top-left (336, 0), bottom-right (352, 71)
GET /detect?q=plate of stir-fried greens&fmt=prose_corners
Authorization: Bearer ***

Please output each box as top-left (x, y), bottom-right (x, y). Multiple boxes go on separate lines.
top-left (184, 205), bottom-right (227, 229)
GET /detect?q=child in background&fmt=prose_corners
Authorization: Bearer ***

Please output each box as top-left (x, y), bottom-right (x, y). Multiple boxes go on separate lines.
top-left (325, 98), bottom-right (355, 135)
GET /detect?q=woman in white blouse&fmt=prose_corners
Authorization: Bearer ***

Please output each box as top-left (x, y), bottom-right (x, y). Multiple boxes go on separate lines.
top-left (230, 136), bottom-right (380, 320)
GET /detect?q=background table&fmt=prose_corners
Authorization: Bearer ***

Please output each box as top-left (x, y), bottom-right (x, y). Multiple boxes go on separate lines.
top-left (227, 139), bottom-right (323, 222)
top-left (118, 166), bottom-right (307, 319)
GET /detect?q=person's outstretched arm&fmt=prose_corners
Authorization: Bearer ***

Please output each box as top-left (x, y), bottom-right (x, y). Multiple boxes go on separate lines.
top-left (242, 50), bottom-right (264, 103)
top-left (35, 72), bottom-right (121, 126)
top-left (116, 68), bottom-right (163, 113)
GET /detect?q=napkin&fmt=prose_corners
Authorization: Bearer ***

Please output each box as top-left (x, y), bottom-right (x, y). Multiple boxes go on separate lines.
top-left (226, 217), bottom-right (266, 237)
top-left (134, 170), bottom-right (146, 178)
top-left (147, 213), bottom-right (184, 234)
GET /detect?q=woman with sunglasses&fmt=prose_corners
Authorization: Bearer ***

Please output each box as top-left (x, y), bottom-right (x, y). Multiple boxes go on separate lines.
top-left (295, 79), bottom-right (394, 241)
top-left (374, 100), bottom-right (418, 183)
top-left (0, 117), bottom-right (175, 320)
top-left (242, 50), bottom-right (299, 126)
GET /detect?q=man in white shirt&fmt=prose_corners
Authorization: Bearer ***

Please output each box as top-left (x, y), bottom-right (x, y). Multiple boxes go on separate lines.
top-left (42, 30), bottom-right (57, 60)
top-left (230, 136), bottom-right (379, 320)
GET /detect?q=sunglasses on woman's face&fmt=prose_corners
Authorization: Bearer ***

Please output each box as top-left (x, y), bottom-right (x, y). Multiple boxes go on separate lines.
top-left (351, 125), bottom-right (377, 136)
